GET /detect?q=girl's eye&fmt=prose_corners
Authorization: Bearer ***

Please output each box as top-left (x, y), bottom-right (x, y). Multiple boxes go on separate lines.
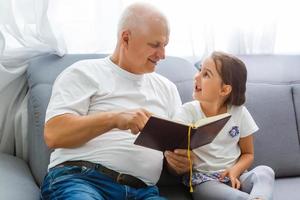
top-left (203, 72), bottom-right (209, 77)
top-left (198, 65), bottom-right (202, 71)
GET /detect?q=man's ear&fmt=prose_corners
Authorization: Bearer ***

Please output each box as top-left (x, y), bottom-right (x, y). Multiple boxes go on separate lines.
top-left (121, 30), bottom-right (130, 48)
top-left (220, 84), bottom-right (232, 97)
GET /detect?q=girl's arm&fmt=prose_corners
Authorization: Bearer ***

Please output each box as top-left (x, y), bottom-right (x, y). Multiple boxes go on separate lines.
top-left (220, 134), bottom-right (254, 188)
top-left (232, 134), bottom-right (254, 176)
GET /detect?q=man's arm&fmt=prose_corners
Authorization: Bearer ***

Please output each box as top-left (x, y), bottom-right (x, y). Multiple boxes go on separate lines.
top-left (44, 108), bottom-right (151, 148)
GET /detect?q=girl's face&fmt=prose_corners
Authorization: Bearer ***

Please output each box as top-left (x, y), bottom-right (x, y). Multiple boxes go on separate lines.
top-left (193, 57), bottom-right (227, 103)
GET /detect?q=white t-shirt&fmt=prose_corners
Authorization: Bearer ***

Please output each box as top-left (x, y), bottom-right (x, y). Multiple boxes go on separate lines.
top-left (174, 100), bottom-right (258, 173)
top-left (45, 56), bottom-right (182, 185)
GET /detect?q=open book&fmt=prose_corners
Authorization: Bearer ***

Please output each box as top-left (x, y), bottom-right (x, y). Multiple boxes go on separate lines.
top-left (134, 113), bottom-right (231, 151)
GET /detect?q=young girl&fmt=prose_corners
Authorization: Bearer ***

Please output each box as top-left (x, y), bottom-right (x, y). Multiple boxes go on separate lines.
top-left (174, 52), bottom-right (275, 200)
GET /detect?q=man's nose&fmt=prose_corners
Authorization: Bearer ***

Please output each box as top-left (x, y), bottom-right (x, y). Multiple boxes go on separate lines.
top-left (157, 46), bottom-right (165, 60)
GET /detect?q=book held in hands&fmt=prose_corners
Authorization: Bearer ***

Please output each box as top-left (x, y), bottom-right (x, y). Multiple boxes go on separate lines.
top-left (134, 113), bottom-right (231, 151)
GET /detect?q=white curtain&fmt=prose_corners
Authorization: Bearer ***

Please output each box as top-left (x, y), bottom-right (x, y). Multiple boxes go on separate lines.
top-left (47, 0), bottom-right (300, 62)
top-left (185, 0), bottom-right (280, 60)
top-left (47, 0), bottom-right (122, 54)
top-left (0, 0), bottom-right (65, 160)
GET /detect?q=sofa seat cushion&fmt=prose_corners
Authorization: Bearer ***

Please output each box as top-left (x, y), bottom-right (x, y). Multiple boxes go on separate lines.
top-left (0, 153), bottom-right (40, 200)
top-left (274, 177), bottom-right (300, 200)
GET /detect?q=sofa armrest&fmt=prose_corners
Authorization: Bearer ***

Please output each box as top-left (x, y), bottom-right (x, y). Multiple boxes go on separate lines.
top-left (0, 153), bottom-right (40, 200)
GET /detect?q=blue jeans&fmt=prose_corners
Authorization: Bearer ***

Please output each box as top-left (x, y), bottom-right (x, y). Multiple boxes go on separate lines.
top-left (40, 165), bottom-right (167, 200)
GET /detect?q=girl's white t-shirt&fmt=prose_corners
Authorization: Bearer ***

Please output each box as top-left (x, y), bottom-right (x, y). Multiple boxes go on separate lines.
top-left (174, 100), bottom-right (259, 173)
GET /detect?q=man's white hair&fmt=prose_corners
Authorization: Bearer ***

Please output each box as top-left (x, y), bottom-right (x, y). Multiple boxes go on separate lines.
top-left (117, 2), bottom-right (169, 37)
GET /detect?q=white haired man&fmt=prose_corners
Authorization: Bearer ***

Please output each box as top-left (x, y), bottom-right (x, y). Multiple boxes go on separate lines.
top-left (40, 2), bottom-right (190, 200)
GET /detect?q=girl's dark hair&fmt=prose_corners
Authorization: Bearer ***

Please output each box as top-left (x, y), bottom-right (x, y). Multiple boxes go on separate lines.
top-left (211, 51), bottom-right (247, 106)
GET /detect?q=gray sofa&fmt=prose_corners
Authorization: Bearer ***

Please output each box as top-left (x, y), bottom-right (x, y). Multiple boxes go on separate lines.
top-left (0, 54), bottom-right (299, 200)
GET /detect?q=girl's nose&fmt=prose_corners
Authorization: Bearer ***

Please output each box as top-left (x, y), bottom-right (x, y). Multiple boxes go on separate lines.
top-left (194, 71), bottom-right (201, 80)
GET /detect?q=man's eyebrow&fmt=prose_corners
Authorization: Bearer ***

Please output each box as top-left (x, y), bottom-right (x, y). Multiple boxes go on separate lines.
top-left (147, 42), bottom-right (159, 46)
top-left (148, 41), bottom-right (168, 46)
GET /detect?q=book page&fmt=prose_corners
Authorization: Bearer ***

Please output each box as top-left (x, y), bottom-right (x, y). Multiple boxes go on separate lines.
top-left (194, 113), bottom-right (231, 127)
top-left (151, 115), bottom-right (189, 126)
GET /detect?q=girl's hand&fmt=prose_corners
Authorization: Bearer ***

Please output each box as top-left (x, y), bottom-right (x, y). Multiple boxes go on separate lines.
top-left (219, 169), bottom-right (241, 189)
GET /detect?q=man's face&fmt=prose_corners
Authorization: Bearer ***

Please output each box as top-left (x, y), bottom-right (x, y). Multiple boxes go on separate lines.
top-left (123, 20), bottom-right (169, 74)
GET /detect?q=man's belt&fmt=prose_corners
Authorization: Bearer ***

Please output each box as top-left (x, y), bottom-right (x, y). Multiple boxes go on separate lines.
top-left (54, 161), bottom-right (148, 188)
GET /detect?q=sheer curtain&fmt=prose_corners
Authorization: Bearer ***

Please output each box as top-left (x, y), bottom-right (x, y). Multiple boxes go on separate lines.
top-left (185, 0), bottom-right (280, 61)
top-left (48, 0), bottom-right (122, 54)
top-left (47, 0), bottom-right (300, 61)
top-left (0, 0), bottom-right (65, 160)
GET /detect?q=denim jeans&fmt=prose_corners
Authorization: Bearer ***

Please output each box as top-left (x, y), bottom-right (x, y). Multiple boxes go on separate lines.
top-left (40, 165), bottom-right (167, 200)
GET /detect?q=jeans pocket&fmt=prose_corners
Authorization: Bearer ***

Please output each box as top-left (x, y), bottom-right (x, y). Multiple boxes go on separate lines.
top-left (49, 166), bottom-right (82, 184)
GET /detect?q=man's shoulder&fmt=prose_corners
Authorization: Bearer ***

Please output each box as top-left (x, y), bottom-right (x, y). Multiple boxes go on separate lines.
top-left (67, 57), bottom-right (108, 71)
top-left (55, 57), bottom-right (111, 84)
top-left (60, 57), bottom-right (110, 76)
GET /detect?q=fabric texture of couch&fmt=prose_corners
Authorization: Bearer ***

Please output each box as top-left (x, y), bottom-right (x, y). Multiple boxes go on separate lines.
top-left (0, 54), bottom-right (300, 200)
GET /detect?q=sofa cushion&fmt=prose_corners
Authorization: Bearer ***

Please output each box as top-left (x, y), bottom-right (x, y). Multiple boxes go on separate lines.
top-left (245, 83), bottom-right (300, 177)
top-left (0, 153), bottom-right (40, 200)
top-left (274, 177), bottom-right (300, 200)
top-left (238, 55), bottom-right (300, 84)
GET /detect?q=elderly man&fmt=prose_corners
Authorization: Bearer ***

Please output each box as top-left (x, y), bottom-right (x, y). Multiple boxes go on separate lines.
top-left (41, 3), bottom-right (189, 200)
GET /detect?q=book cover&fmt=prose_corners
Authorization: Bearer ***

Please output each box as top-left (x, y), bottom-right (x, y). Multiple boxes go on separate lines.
top-left (134, 113), bottom-right (231, 151)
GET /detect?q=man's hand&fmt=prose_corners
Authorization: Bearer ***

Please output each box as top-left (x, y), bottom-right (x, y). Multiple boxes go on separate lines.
top-left (115, 108), bottom-right (152, 134)
top-left (164, 149), bottom-right (193, 175)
